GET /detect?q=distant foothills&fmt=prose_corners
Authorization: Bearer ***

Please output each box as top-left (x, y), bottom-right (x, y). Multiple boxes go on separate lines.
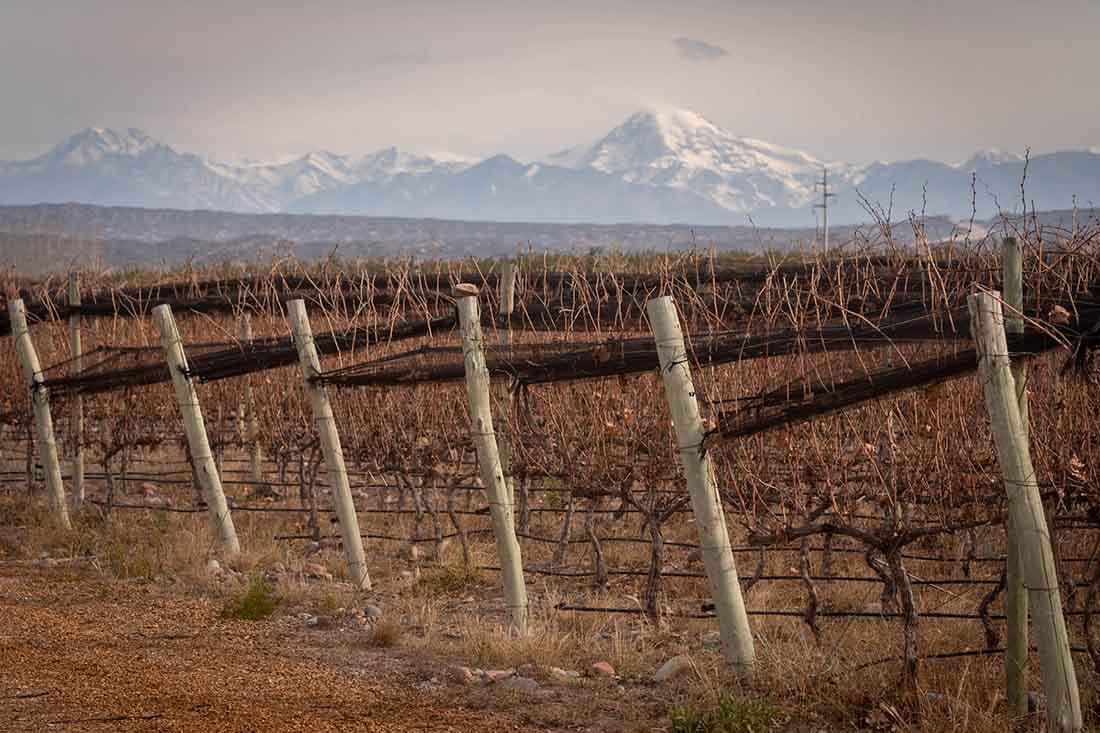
top-left (2, 201), bottom-right (1096, 271)
top-left (1, 108), bottom-right (1098, 229)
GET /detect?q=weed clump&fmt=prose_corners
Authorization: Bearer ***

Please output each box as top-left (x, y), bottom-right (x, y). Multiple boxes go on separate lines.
top-left (221, 575), bottom-right (279, 620)
top-left (366, 618), bottom-right (403, 647)
top-left (419, 563), bottom-right (483, 594)
top-left (669, 692), bottom-right (778, 733)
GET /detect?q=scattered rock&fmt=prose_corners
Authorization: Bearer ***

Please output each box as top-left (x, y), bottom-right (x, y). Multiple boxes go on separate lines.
top-left (548, 667), bottom-right (580, 682)
top-left (481, 669), bottom-right (515, 683)
top-left (701, 631), bottom-right (722, 648)
top-left (653, 655), bottom-right (693, 683)
top-left (303, 562), bottom-right (333, 582)
top-left (449, 666), bottom-right (477, 686)
top-left (304, 615), bottom-right (336, 630)
top-left (590, 661), bottom-right (616, 678)
top-left (499, 676), bottom-right (539, 694)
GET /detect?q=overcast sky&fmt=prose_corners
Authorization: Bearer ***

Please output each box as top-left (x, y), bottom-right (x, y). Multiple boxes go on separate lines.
top-left (2, 0), bottom-right (1097, 165)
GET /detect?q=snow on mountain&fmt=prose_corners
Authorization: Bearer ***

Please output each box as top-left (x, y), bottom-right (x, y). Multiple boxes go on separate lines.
top-left (0, 128), bottom-right (479, 213)
top-left (289, 152), bottom-right (734, 224)
top-left (1, 118), bottom-right (1098, 226)
top-left (557, 108), bottom-right (840, 212)
top-left (958, 148), bottom-right (1025, 171)
top-left (354, 147), bottom-right (477, 182)
top-left (47, 127), bottom-right (166, 165)
top-left (0, 127), bottom-right (276, 212)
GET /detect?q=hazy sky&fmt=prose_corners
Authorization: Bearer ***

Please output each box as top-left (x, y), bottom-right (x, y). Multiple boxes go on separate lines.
top-left (2, 0), bottom-right (1098, 165)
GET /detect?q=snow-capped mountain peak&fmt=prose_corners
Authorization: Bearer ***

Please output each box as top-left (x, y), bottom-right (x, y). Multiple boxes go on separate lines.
top-left (559, 107), bottom-right (832, 211)
top-left (47, 126), bottom-right (166, 165)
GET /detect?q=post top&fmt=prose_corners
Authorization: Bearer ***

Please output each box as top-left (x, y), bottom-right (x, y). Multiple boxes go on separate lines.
top-left (453, 283), bottom-right (480, 298)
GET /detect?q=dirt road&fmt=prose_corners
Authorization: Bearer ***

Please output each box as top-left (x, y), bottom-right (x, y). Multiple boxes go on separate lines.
top-left (0, 566), bottom-right (534, 732)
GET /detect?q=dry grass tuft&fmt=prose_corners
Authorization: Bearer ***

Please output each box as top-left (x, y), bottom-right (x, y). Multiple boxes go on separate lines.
top-left (221, 575), bottom-right (280, 620)
top-left (366, 617), bottom-right (403, 648)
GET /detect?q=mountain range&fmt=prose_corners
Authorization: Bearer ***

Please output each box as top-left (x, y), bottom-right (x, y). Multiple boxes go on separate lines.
top-left (2, 109), bottom-right (1098, 227)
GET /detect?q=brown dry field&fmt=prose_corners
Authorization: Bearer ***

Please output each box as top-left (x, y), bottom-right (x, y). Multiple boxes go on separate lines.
top-left (0, 564), bottom-right (541, 733)
top-left (4, 482), bottom-right (1091, 733)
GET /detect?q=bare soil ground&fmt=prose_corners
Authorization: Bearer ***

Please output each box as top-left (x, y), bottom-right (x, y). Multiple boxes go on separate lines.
top-left (0, 565), bottom-right (539, 733)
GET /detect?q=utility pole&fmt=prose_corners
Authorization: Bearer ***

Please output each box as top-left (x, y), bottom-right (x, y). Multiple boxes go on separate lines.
top-left (814, 167), bottom-right (836, 256)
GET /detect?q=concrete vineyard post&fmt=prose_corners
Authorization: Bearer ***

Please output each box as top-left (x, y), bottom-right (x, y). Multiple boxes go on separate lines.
top-left (8, 299), bottom-right (71, 529)
top-left (969, 291), bottom-right (1081, 732)
top-left (239, 314), bottom-right (263, 487)
top-left (497, 261), bottom-right (517, 517)
top-left (286, 299), bottom-right (371, 591)
top-left (499, 261), bottom-right (517, 343)
top-left (455, 285), bottom-right (528, 634)
top-left (1002, 237), bottom-right (1028, 425)
top-left (646, 295), bottom-right (755, 677)
top-left (1002, 237), bottom-right (1029, 721)
top-left (152, 304), bottom-right (241, 557)
top-left (68, 273), bottom-right (85, 510)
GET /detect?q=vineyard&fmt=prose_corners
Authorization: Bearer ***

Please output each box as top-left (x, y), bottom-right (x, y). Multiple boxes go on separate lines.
top-left (3, 227), bottom-right (1100, 731)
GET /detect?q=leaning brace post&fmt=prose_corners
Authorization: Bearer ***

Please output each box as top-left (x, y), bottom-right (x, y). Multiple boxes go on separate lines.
top-left (68, 273), bottom-right (85, 510)
top-left (497, 261), bottom-right (517, 516)
top-left (239, 314), bottom-right (263, 487)
top-left (286, 299), bottom-right (371, 590)
top-left (8, 299), bottom-right (71, 529)
top-left (456, 284), bottom-right (528, 633)
top-left (969, 291), bottom-right (1080, 731)
top-left (1002, 237), bottom-right (1029, 721)
top-left (152, 305), bottom-right (240, 557)
top-left (647, 296), bottom-right (755, 677)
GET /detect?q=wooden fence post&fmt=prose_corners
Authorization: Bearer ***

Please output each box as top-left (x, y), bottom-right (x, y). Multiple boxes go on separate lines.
top-left (239, 314), bottom-right (263, 487)
top-left (8, 299), bottom-right (71, 529)
top-left (68, 274), bottom-right (85, 510)
top-left (286, 299), bottom-right (371, 591)
top-left (152, 304), bottom-right (240, 557)
top-left (1002, 237), bottom-right (1029, 720)
top-left (969, 291), bottom-right (1081, 731)
top-left (646, 295), bottom-right (755, 677)
top-left (455, 284), bottom-right (528, 634)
